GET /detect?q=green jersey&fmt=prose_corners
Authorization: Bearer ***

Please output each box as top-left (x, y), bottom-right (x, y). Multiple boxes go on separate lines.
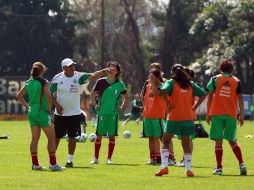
top-left (92, 77), bottom-right (127, 115)
top-left (162, 79), bottom-right (206, 97)
top-left (25, 77), bottom-right (49, 114)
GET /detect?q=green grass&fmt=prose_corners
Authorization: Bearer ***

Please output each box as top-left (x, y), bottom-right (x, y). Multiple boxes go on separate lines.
top-left (0, 120), bottom-right (254, 190)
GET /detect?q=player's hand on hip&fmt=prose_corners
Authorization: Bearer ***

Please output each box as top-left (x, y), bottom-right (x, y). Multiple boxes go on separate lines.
top-left (56, 104), bottom-right (64, 115)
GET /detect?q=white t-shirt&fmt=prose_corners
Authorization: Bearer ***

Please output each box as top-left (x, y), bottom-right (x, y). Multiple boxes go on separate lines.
top-left (51, 71), bottom-right (90, 116)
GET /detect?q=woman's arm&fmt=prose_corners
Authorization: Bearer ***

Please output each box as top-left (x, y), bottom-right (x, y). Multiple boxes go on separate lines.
top-left (119, 92), bottom-right (129, 111)
top-left (16, 86), bottom-right (29, 111)
top-left (44, 84), bottom-right (52, 113)
top-left (206, 92), bottom-right (213, 125)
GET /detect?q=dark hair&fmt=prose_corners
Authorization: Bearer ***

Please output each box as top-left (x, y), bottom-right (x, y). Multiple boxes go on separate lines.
top-left (218, 59), bottom-right (235, 74)
top-left (107, 61), bottom-right (121, 79)
top-left (171, 64), bottom-right (191, 89)
top-left (150, 62), bottom-right (163, 71)
top-left (30, 62), bottom-right (46, 78)
top-left (149, 68), bottom-right (163, 82)
top-left (184, 66), bottom-right (195, 79)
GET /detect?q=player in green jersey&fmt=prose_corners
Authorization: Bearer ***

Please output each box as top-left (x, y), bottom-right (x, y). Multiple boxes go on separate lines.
top-left (16, 62), bottom-right (63, 171)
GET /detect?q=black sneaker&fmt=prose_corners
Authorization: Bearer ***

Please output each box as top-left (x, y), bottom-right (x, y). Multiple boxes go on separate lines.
top-left (65, 161), bottom-right (73, 168)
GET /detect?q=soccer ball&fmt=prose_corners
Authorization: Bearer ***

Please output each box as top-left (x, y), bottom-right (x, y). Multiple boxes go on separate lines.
top-left (123, 131), bottom-right (131, 138)
top-left (64, 134), bottom-right (69, 141)
top-left (79, 133), bottom-right (88, 142)
top-left (75, 135), bottom-right (81, 141)
top-left (89, 133), bottom-right (97, 142)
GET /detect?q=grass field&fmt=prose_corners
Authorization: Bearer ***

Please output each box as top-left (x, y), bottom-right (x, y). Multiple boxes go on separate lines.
top-left (0, 120), bottom-right (254, 190)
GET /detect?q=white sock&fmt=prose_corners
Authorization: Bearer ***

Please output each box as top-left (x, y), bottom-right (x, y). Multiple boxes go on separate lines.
top-left (67, 154), bottom-right (74, 163)
top-left (184, 153), bottom-right (192, 171)
top-left (161, 149), bottom-right (169, 168)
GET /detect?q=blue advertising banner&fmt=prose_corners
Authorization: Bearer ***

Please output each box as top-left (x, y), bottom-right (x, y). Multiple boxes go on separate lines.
top-left (242, 94), bottom-right (254, 116)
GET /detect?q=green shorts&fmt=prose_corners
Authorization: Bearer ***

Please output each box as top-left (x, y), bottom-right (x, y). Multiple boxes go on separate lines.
top-left (96, 114), bottom-right (118, 136)
top-left (164, 120), bottom-right (195, 137)
top-left (143, 118), bottom-right (164, 137)
top-left (210, 115), bottom-right (237, 141)
top-left (28, 110), bottom-right (51, 128)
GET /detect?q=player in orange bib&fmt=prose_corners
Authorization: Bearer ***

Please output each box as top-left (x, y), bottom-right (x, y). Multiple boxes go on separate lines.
top-left (206, 59), bottom-right (246, 175)
top-left (142, 68), bottom-right (166, 165)
top-left (155, 64), bottom-right (206, 177)
top-left (140, 63), bottom-right (176, 164)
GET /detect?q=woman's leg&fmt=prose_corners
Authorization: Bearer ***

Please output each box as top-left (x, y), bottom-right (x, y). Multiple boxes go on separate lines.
top-left (30, 126), bottom-right (41, 166)
top-left (154, 137), bottom-right (161, 163)
top-left (42, 124), bottom-right (57, 166)
top-left (182, 135), bottom-right (196, 176)
top-left (95, 135), bottom-right (102, 159)
top-left (161, 133), bottom-right (174, 168)
top-left (149, 137), bottom-right (155, 161)
top-left (107, 136), bottom-right (116, 160)
top-left (215, 139), bottom-right (223, 169)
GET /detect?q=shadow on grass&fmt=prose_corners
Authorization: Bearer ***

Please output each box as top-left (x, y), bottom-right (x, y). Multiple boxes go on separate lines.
top-left (192, 165), bottom-right (214, 169)
top-left (107, 163), bottom-right (140, 166)
top-left (70, 166), bottom-right (93, 169)
top-left (222, 174), bottom-right (254, 177)
top-left (155, 175), bottom-right (211, 178)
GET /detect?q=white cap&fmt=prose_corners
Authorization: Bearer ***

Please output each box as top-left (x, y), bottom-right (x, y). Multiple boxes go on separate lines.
top-left (61, 58), bottom-right (76, 67)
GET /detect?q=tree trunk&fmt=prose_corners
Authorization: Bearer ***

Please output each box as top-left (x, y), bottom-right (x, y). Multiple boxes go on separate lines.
top-left (159, 0), bottom-right (177, 78)
top-left (123, 0), bottom-right (146, 93)
top-left (100, 0), bottom-right (106, 68)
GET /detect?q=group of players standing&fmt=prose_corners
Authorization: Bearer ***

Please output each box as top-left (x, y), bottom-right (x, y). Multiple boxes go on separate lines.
top-left (16, 58), bottom-right (247, 177)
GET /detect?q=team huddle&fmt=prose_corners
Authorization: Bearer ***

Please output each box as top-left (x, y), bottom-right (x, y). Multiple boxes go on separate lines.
top-left (16, 58), bottom-right (246, 177)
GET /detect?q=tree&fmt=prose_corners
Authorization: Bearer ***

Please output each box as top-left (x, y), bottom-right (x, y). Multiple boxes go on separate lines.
top-left (158, 0), bottom-right (210, 78)
top-left (189, 0), bottom-right (254, 95)
top-left (0, 0), bottom-right (76, 76)
top-left (71, 0), bottom-right (155, 93)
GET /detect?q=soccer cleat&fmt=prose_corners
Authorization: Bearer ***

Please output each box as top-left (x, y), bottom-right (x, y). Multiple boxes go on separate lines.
top-left (65, 161), bottom-right (73, 168)
top-left (186, 170), bottom-right (194, 177)
top-left (32, 165), bottom-right (46, 171)
top-left (240, 163), bottom-right (247, 176)
top-left (155, 167), bottom-right (168, 176)
top-left (90, 158), bottom-right (99, 164)
top-left (212, 168), bottom-right (222, 175)
top-left (146, 159), bottom-right (156, 165)
top-left (106, 158), bottom-right (112, 165)
top-left (49, 164), bottom-right (65, 171)
top-left (168, 159), bottom-right (176, 166)
top-left (176, 160), bottom-right (185, 167)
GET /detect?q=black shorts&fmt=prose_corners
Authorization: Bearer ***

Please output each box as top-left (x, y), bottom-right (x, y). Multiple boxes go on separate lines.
top-left (54, 114), bottom-right (81, 138)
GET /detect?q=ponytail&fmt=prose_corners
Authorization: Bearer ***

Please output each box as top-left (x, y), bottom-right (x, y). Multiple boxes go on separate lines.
top-left (30, 62), bottom-right (46, 78)
top-left (171, 64), bottom-right (191, 89)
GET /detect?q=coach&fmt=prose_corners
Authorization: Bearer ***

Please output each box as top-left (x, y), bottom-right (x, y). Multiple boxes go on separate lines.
top-left (50, 58), bottom-right (108, 168)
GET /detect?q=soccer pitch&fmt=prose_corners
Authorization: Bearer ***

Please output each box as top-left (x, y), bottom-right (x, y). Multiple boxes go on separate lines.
top-left (0, 121), bottom-right (254, 190)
